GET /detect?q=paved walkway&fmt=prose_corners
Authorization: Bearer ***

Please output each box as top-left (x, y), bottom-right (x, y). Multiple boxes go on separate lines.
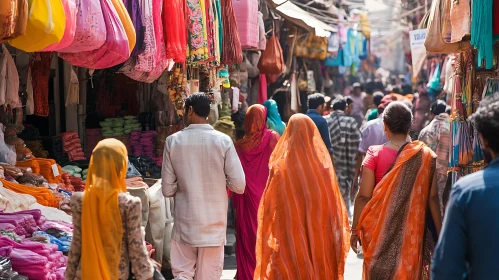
top-left (221, 250), bottom-right (363, 279)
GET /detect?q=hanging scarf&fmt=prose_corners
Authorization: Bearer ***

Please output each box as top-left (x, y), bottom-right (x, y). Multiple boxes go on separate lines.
top-left (81, 139), bottom-right (128, 280)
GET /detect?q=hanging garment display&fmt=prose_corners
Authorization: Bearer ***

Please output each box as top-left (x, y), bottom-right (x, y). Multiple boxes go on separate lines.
top-left (42, 0), bottom-right (77, 51)
top-left (29, 53), bottom-right (52, 117)
top-left (449, 0), bottom-right (470, 43)
top-left (424, 0), bottom-right (471, 54)
top-left (186, 0), bottom-right (209, 63)
top-left (293, 33), bottom-right (328, 60)
top-left (9, 0), bottom-right (66, 52)
top-left (471, 0), bottom-right (493, 69)
top-left (65, 68), bottom-right (79, 107)
top-left (163, 0), bottom-right (186, 62)
top-left (494, 0), bottom-right (499, 34)
top-left (59, 0), bottom-right (106, 53)
top-left (59, 0), bottom-right (133, 69)
top-left (257, 35), bottom-right (284, 74)
top-left (3, 45), bottom-right (20, 108)
top-left (26, 68), bottom-right (34, 115)
top-left (0, 0), bottom-right (28, 41)
top-left (123, 0), bottom-right (145, 56)
top-left (221, 0), bottom-right (243, 64)
top-left (258, 12), bottom-right (266, 50)
top-left (232, 0), bottom-right (258, 49)
top-left (0, 49), bottom-right (7, 106)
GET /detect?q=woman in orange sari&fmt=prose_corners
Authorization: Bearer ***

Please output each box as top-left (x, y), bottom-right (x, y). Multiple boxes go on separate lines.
top-left (254, 114), bottom-right (350, 280)
top-left (350, 102), bottom-right (442, 279)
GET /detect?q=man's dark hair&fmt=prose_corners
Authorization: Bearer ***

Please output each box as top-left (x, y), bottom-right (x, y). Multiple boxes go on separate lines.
top-left (431, 100), bottom-right (447, 116)
top-left (470, 93), bottom-right (499, 153)
top-left (332, 98), bottom-right (347, 111)
top-left (373, 91), bottom-right (384, 106)
top-left (184, 93), bottom-right (212, 117)
top-left (391, 87), bottom-right (401, 94)
top-left (417, 80), bottom-right (427, 87)
top-left (446, 105), bottom-right (451, 114)
top-left (383, 101), bottom-right (413, 134)
top-left (308, 93), bottom-right (326, 110)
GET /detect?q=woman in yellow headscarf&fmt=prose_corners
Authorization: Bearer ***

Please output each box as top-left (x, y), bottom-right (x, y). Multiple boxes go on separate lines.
top-left (65, 139), bottom-right (155, 280)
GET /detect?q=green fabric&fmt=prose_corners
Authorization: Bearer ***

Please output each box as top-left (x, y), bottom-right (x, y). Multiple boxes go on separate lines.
top-left (471, 0), bottom-right (493, 69)
top-left (367, 108), bottom-right (378, 121)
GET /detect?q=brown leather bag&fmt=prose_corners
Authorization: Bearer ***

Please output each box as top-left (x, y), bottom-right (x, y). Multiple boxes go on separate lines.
top-left (424, 0), bottom-right (471, 53)
top-left (258, 34), bottom-right (285, 74)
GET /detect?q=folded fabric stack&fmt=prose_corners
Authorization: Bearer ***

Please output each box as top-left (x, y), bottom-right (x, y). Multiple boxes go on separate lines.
top-left (0, 179), bottom-right (59, 208)
top-left (16, 160), bottom-right (40, 175)
top-left (82, 169), bottom-right (88, 181)
top-left (35, 159), bottom-right (63, 185)
top-left (23, 141), bottom-right (49, 158)
top-left (124, 116), bottom-right (141, 134)
top-left (0, 236), bottom-right (67, 280)
top-left (130, 131), bottom-right (157, 158)
top-left (61, 132), bottom-right (85, 161)
top-left (60, 172), bottom-right (84, 192)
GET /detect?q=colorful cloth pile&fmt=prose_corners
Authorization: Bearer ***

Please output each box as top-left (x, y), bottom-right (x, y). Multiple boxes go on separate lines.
top-left (60, 132), bottom-right (85, 161)
top-left (130, 131), bottom-right (157, 157)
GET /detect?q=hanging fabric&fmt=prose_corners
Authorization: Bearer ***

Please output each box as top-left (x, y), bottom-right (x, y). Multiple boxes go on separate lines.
top-left (471, 0), bottom-right (493, 69)
top-left (9, 0), bottom-right (66, 52)
top-left (123, 0), bottom-right (145, 56)
top-left (163, 0), bottom-right (187, 62)
top-left (449, 0), bottom-right (470, 43)
top-left (42, 0), bottom-right (77, 51)
top-left (0, 48), bottom-right (7, 106)
top-left (65, 67), bottom-right (79, 107)
top-left (59, 0), bottom-right (132, 69)
top-left (220, 0), bottom-right (243, 64)
top-left (26, 68), bottom-right (34, 115)
top-left (0, 0), bottom-right (28, 41)
top-left (29, 53), bottom-right (52, 117)
top-left (59, 0), bottom-right (106, 53)
top-left (232, 0), bottom-right (259, 49)
top-left (186, 0), bottom-right (209, 63)
top-left (257, 12), bottom-right (266, 51)
top-left (3, 45), bottom-right (20, 108)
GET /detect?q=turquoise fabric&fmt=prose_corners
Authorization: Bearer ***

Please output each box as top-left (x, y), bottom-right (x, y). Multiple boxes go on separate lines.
top-left (263, 100), bottom-right (285, 136)
top-left (471, 0), bottom-right (493, 69)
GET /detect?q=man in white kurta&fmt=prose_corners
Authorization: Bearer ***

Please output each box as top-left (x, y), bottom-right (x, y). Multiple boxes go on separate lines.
top-left (162, 93), bottom-right (245, 280)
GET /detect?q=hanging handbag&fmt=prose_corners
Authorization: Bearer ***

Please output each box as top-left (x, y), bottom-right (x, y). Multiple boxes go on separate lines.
top-left (293, 33), bottom-right (328, 60)
top-left (9, 0), bottom-right (66, 52)
top-left (424, 0), bottom-right (471, 53)
top-left (0, 0), bottom-right (28, 41)
top-left (257, 28), bottom-right (285, 74)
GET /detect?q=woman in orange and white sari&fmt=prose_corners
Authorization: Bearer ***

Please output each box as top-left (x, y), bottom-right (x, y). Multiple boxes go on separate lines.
top-left (254, 114), bottom-right (350, 280)
top-left (351, 102), bottom-right (442, 279)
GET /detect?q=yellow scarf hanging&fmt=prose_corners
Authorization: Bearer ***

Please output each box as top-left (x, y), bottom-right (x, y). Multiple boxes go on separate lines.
top-left (81, 139), bottom-right (128, 280)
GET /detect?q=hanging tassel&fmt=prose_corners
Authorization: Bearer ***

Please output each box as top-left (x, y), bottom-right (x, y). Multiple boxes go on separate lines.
top-left (220, 0), bottom-right (242, 64)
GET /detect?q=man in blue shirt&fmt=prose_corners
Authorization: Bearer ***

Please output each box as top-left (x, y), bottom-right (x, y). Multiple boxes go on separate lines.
top-left (306, 93), bottom-right (333, 154)
top-left (432, 93), bottom-right (499, 279)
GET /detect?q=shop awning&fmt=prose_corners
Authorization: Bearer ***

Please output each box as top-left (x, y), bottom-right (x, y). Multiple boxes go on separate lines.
top-left (267, 0), bottom-right (336, 37)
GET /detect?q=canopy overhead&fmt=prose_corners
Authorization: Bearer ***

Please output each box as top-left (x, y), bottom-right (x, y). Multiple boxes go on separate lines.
top-left (267, 0), bottom-right (336, 37)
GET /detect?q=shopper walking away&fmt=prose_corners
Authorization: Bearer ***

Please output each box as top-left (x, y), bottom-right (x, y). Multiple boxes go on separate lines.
top-left (349, 83), bottom-right (367, 128)
top-left (263, 99), bottom-right (286, 136)
top-left (232, 105), bottom-right (279, 280)
top-left (418, 100), bottom-right (451, 213)
top-left (306, 93), bottom-right (334, 154)
top-left (432, 93), bottom-right (499, 279)
top-left (325, 97), bottom-right (360, 219)
top-left (161, 93), bottom-right (246, 280)
top-left (254, 114), bottom-right (350, 280)
top-left (351, 102), bottom-right (442, 279)
top-left (66, 139), bottom-right (156, 280)
top-left (366, 91), bottom-right (384, 122)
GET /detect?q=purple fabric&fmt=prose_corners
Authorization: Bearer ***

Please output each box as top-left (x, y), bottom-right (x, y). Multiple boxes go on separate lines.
top-left (16, 209), bottom-right (44, 226)
top-left (123, 0), bottom-right (145, 56)
top-left (40, 221), bottom-right (73, 232)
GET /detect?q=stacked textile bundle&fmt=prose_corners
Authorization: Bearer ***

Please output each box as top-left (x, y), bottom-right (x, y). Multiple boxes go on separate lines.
top-left (130, 131), bottom-right (157, 157)
top-left (124, 116), bottom-right (141, 134)
top-left (129, 156), bottom-right (161, 179)
top-left (44, 136), bottom-right (69, 166)
top-left (34, 159), bottom-right (63, 184)
top-left (23, 141), bottom-right (49, 158)
top-left (100, 116), bottom-right (141, 137)
top-left (61, 132), bottom-right (85, 161)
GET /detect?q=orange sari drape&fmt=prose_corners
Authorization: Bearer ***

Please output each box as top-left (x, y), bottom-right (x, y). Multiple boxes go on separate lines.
top-left (358, 141), bottom-right (437, 280)
top-left (254, 114), bottom-right (350, 280)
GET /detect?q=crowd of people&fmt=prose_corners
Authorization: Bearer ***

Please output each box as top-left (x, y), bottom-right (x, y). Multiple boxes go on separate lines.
top-left (64, 87), bottom-right (499, 279)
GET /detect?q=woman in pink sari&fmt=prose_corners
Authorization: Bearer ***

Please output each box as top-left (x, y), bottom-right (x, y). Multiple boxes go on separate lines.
top-left (233, 104), bottom-right (280, 280)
